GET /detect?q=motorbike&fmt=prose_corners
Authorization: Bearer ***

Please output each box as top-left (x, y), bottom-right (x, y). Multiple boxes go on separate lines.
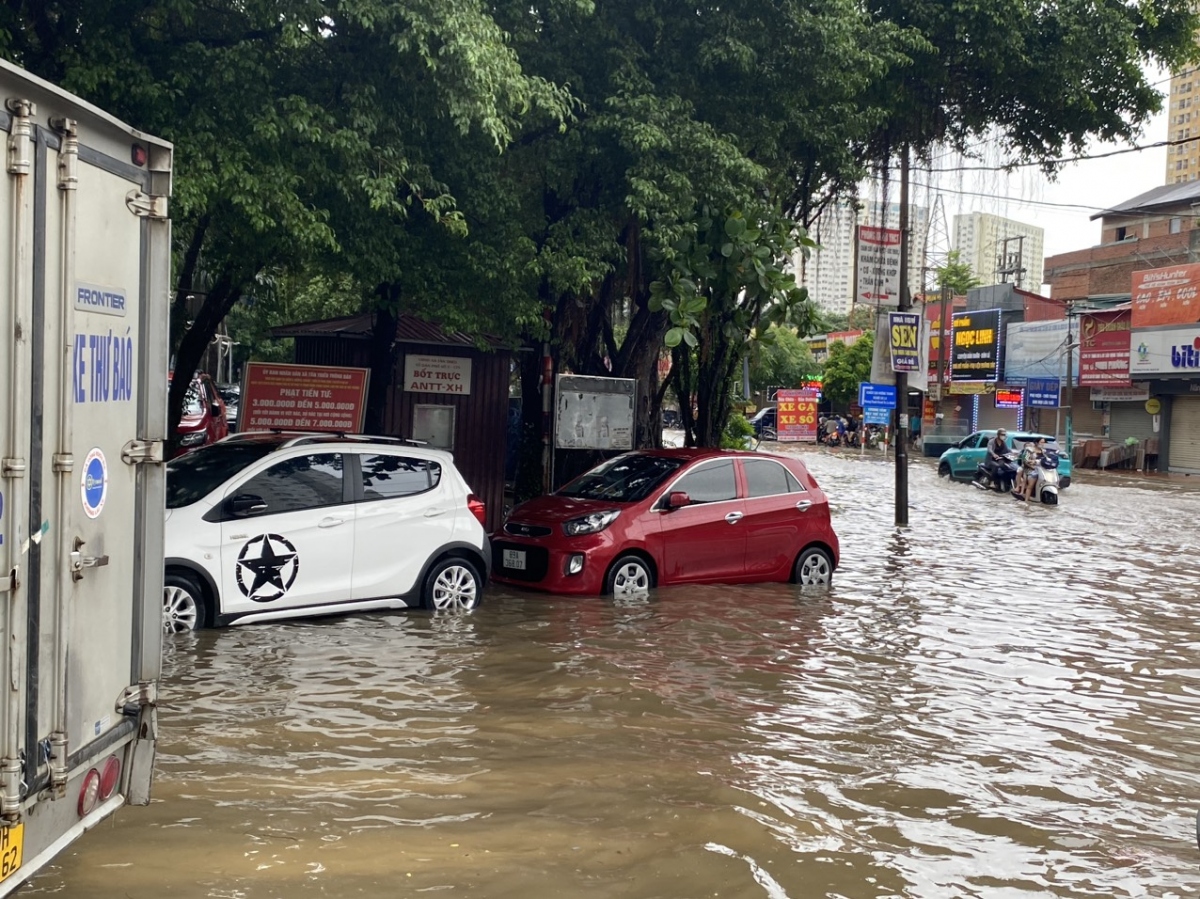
top-left (1020, 447), bottom-right (1061, 505)
top-left (973, 451), bottom-right (1019, 494)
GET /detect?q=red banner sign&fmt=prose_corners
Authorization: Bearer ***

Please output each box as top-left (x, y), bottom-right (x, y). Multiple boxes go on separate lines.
top-left (1078, 309), bottom-right (1132, 387)
top-left (241, 362), bottom-right (370, 433)
top-left (776, 389), bottom-right (818, 442)
top-left (1131, 263), bottom-right (1200, 328)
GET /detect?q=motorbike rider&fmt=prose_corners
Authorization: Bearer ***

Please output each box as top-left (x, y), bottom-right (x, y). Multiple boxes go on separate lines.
top-left (976, 428), bottom-right (1011, 486)
top-left (1016, 437), bottom-right (1047, 502)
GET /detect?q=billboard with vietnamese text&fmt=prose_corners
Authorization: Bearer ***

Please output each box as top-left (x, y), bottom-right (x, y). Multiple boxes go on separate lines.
top-left (1131, 263), bottom-right (1200, 328)
top-left (776, 389), bottom-right (819, 442)
top-left (1078, 309), bottom-right (1131, 387)
top-left (241, 362), bottom-right (370, 433)
top-left (856, 226), bottom-right (901, 307)
top-left (950, 308), bottom-right (1002, 382)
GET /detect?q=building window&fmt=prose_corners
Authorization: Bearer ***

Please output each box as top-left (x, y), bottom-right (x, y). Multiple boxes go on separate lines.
top-left (1116, 226), bottom-right (1128, 241)
top-left (1171, 217), bottom-right (1184, 234)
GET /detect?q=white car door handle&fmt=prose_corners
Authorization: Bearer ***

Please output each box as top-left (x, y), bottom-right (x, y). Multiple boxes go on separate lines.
top-left (318, 516), bottom-right (348, 528)
top-left (795, 500), bottom-right (812, 512)
top-left (423, 508), bottom-right (446, 518)
top-left (725, 511), bottom-right (743, 524)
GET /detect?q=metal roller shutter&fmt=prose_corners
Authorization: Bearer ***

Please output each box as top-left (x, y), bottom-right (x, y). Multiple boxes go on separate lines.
top-left (1108, 402), bottom-right (1155, 444)
top-left (1168, 396), bottom-right (1200, 472)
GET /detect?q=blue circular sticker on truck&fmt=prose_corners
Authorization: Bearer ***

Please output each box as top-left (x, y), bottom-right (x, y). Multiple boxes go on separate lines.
top-left (81, 448), bottom-right (108, 519)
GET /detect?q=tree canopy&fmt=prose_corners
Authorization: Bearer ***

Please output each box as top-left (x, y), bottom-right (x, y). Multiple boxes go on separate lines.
top-left (1, 0), bottom-right (1197, 456)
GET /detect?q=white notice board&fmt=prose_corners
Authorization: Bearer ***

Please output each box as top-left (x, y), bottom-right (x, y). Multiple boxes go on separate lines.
top-left (554, 375), bottom-right (635, 450)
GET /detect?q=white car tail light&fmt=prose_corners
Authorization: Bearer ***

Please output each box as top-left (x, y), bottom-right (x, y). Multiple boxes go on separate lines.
top-left (467, 494), bottom-right (486, 526)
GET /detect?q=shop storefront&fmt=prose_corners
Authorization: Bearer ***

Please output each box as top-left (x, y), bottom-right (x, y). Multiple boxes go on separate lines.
top-left (1129, 323), bottom-right (1200, 472)
top-left (1168, 395), bottom-right (1200, 471)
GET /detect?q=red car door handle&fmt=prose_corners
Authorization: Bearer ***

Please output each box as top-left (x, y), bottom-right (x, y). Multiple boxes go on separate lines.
top-left (795, 500), bottom-right (812, 512)
top-left (724, 511), bottom-right (743, 524)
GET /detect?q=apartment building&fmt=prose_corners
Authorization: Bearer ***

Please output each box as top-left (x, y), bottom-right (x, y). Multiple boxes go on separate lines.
top-left (952, 211), bottom-right (1045, 290)
top-left (1165, 66), bottom-right (1200, 184)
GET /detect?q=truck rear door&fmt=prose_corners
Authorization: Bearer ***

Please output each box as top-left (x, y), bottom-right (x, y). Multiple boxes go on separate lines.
top-left (0, 58), bottom-right (170, 893)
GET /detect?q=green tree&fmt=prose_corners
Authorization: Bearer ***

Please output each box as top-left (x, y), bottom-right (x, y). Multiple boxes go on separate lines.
top-left (936, 250), bottom-right (981, 295)
top-left (651, 206), bottom-right (822, 446)
top-left (750, 326), bottom-right (820, 392)
top-left (821, 332), bottom-right (874, 408)
top-left (0, 0), bottom-right (566, 444)
top-left (864, 1), bottom-right (1200, 168)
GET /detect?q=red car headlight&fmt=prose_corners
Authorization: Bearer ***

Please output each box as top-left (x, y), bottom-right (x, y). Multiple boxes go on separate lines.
top-left (562, 510), bottom-right (619, 536)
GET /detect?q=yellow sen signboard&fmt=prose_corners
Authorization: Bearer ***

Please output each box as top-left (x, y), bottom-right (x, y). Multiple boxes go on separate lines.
top-left (888, 312), bottom-right (921, 372)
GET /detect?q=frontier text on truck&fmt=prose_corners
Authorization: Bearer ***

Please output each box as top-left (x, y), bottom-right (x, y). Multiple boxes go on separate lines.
top-left (1, 58), bottom-right (169, 892)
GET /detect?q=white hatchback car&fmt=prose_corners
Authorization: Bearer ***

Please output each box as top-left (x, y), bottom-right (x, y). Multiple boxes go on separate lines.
top-left (163, 433), bottom-right (490, 632)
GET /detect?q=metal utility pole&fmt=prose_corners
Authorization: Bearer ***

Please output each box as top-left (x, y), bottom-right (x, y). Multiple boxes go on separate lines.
top-left (895, 146), bottom-right (911, 527)
top-left (1064, 299), bottom-right (1074, 464)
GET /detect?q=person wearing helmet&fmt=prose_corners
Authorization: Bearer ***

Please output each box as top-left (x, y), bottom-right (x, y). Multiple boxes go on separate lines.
top-left (976, 428), bottom-right (1010, 487)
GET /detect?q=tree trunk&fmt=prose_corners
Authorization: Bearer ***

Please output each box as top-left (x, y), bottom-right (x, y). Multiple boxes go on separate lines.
top-left (167, 275), bottom-right (244, 453)
top-left (364, 288), bottom-right (398, 435)
top-left (515, 341), bottom-right (546, 504)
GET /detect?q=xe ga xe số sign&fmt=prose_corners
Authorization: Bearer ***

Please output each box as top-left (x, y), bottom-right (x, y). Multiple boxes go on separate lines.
top-left (776, 389), bottom-right (818, 442)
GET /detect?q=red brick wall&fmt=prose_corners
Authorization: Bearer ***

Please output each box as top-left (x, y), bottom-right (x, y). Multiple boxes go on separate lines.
top-left (1045, 232), bottom-right (1193, 303)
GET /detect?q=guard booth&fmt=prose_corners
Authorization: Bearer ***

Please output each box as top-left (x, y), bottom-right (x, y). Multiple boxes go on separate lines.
top-left (271, 314), bottom-right (513, 530)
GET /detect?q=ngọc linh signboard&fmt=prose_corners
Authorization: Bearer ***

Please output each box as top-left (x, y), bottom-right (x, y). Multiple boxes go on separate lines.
top-left (950, 309), bottom-right (1001, 382)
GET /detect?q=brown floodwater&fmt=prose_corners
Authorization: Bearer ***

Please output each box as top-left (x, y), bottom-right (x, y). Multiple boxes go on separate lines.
top-left (25, 450), bottom-right (1200, 898)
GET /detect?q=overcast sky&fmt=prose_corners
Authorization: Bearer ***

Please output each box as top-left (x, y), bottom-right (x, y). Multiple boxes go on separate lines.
top-left (935, 65), bottom-right (1175, 265)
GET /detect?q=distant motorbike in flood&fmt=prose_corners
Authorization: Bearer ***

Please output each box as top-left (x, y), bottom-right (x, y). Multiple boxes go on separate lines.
top-left (973, 452), bottom-right (1019, 494)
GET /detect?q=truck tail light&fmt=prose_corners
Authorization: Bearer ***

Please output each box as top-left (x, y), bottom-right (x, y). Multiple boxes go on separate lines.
top-left (467, 494), bottom-right (486, 526)
top-left (78, 768), bottom-right (101, 816)
top-left (99, 756), bottom-right (121, 801)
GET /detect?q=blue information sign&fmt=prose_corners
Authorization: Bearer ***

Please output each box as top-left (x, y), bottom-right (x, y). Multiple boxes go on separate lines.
top-left (1026, 377), bottom-right (1060, 408)
top-left (863, 406), bottom-right (891, 425)
top-left (858, 382), bottom-right (898, 408)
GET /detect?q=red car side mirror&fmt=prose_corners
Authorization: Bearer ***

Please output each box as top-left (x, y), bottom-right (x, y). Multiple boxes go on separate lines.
top-left (667, 491), bottom-right (690, 509)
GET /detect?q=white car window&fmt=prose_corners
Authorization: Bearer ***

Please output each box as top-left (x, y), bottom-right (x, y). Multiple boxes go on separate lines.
top-left (238, 453), bottom-right (344, 514)
top-left (359, 454), bottom-right (441, 501)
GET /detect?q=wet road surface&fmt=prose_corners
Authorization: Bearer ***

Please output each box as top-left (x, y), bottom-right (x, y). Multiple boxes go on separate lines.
top-left (27, 450), bottom-right (1200, 897)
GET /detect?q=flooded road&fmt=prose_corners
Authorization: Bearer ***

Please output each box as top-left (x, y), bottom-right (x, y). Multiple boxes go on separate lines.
top-left (28, 452), bottom-right (1200, 897)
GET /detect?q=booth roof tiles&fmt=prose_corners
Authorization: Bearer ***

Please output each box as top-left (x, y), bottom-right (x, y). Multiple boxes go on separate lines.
top-left (270, 313), bottom-right (510, 349)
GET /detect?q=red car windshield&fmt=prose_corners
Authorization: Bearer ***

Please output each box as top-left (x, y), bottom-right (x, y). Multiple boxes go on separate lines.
top-left (557, 454), bottom-right (685, 503)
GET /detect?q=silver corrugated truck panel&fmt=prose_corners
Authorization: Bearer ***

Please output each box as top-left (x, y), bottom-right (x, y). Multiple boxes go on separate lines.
top-left (0, 57), bottom-right (170, 893)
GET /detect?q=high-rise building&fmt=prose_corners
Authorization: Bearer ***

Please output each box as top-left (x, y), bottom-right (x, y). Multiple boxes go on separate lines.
top-left (952, 212), bottom-right (1045, 290)
top-left (1165, 67), bottom-right (1200, 184)
top-left (799, 200), bottom-right (928, 315)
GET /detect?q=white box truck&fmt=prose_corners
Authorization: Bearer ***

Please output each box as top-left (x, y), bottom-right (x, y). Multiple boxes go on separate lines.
top-left (0, 58), bottom-right (169, 892)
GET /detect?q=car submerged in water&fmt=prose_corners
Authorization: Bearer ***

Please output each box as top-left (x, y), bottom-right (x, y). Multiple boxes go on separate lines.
top-left (937, 429), bottom-right (1073, 488)
top-left (491, 448), bottom-right (839, 596)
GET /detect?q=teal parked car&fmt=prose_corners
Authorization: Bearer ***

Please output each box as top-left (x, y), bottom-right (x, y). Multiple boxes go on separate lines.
top-left (937, 430), bottom-right (1073, 488)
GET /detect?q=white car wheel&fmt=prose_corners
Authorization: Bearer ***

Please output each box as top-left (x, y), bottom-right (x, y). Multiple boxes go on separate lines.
top-left (605, 556), bottom-right (653, 596)
top-left (423, 559), bottom-right (481, 612)
top-left (794, 547), bottom-right (833, 586)
top-left (163, 573), bottom-right (207, 633)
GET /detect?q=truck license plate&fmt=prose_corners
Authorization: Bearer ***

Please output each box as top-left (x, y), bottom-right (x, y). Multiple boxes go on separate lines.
top-left (0, 823), bottom-right (23, 883)
top-left (503, 549), bottom-right (526, 571)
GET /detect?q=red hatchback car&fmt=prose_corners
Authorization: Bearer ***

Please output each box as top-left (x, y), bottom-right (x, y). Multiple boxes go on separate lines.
top-left (491, 448), bottom-right (839, 596)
